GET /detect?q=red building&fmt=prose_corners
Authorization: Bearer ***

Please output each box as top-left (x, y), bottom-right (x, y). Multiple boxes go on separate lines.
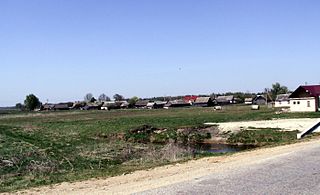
top-left (184, 95), bottom-right (198, 103)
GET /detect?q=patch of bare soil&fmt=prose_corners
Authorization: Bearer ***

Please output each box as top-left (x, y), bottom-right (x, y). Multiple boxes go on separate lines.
top-left (8, 139), bottom-right (320, 195)
top-left (207, 118), bottom-right (320, 133)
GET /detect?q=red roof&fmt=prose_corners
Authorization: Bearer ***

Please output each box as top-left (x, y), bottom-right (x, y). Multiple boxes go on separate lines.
top-left (184, 95), bottom-right (198, 102)
top-left (301, 85), bottom-right (320, 96)
top-left (290, 85), bottom-right (320, 98)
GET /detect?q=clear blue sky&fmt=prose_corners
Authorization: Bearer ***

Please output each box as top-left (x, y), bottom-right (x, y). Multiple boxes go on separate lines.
top-left (1, 0), bottom-right (320, 106)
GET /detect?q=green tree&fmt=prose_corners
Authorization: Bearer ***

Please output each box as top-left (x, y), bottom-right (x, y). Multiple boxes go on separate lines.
top-left (24, 94), bottom-right (40, 111)
top-left (270, 82), bottom-right (289, 100)
top-left (15, 103), bottom-right (25, 111)
top-left (129, 96), bottom-right (139, 106)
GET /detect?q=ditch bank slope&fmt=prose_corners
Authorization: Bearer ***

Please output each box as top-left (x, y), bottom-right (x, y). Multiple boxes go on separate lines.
top-left (9, 139), bottom-right (320, 195)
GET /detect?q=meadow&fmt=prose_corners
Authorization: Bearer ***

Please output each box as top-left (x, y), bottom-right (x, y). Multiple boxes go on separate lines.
top-left (1, 105), bottom-right (319, 192)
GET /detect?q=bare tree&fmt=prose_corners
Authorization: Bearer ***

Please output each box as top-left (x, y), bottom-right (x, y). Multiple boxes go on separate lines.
top-left (98, 93), bottom-right (111, 102)
top-left (113, 94), bottom-right (124, 101)
top-left (84, 93), bottom-right (94, 102)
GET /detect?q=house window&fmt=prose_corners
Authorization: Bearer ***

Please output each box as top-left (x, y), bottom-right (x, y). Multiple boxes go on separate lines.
top-left (293, 101), bottom-right (296, 105)
top-left (307, 101), bottom-right (310, 107)
top-left (279, 101), bottom-right (282, 105)
top-left (297, 101), bottom-right (300, 104)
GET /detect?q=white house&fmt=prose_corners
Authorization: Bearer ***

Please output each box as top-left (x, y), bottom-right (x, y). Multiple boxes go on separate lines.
top-left (274, 94), bottom-right (291, 108)
top-left (244, 98), bottom-right (253, 105)
top-left (289, 85), bottom-right (320, 112)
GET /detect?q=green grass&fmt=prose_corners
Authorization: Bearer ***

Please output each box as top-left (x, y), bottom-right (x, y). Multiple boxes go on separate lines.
top-left (0, 105), bottom-right (319, 192)
top-left (227, 129), bottom-right (299, 145)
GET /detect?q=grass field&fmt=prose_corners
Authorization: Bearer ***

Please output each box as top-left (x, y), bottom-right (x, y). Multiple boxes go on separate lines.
top-left (1, 105), bottom-right (319, 192)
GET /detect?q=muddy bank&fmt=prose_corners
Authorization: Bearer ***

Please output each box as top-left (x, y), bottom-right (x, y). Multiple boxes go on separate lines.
top-left (125, 124), bottom-right (299, 148)
top-left (124, 125), bottom-right (217, 145)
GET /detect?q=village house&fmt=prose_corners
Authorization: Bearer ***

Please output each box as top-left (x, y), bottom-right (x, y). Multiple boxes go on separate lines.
top-left (135, 100), bottom-right (149, 109)
top-left (193, 97), bottom-right (214, 107)
top-left (164, 100), bottom-right (191, 109)
top-left (274, 94), bottom-right (291, 108)
top-left (216, 95), bottom-right (234, 105)
top-left (42, 103), bottom-right (55, 111)
top-left (71, 101), bottom-right (86, 110)
top-left (253, 95), bottom-right (266, 105)
top-left (54, 102), bottom-right (74, 110)
top-left (82, 102), bottom-right (102, 110)
top-left (42, 102), bottom-right (73, 111)
top-left (101, 101), bottom-right (117, 110)
top-left (289, 85), bottom-right (320, 112)
top-left (244, 98), bottom-right (253, 105)
top-left (153, 101), bottom-right (167, 109)
top-left (146, 102), bottom-right (155, 109)
top-left (184, 95), bottom-right (198, 104)
top-left (120, 101), bottom-right (130, 109)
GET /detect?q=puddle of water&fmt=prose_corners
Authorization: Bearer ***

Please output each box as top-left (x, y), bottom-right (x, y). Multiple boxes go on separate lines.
top-left (194, 143), bottom-right (256, 153)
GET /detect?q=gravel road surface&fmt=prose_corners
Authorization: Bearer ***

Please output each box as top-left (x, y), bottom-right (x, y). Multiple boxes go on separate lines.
top-left (140, 141), bottom-right (320, 195)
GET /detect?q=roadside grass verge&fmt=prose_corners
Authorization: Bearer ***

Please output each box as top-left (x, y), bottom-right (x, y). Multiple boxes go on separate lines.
top-left (227, 129), bottom-right (299, 146)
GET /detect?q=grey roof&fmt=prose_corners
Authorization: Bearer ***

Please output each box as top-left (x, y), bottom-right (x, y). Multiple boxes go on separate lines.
top-left (43, 103), bottom-right (55, 109)
top-left (253, 95), bottom-right (266, 101)
top-left (146, 102), bottom-right (155, 107)
top-left (120, 102), bottom-right (129, 107)
top-left (54, 103), bottom-right (71, 109)
top-left (195, 97), bottom-right (211, 103)
top-left (135, 100), bottom-right (149, 107)
top-left (171, 99), bottom-right (188, 104)
top-left (154, 101), bottom-right (167, 105)
top-left (276, 94), bottom-right (291, 101)
top-left (102, 101), bottom-right (116, 107)
top-left (216, 95), bottom-right (234, 102)
top-left (244, 98), bottom-right (253, 102)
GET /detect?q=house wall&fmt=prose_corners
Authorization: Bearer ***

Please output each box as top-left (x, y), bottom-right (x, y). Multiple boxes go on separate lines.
top-left (289, 97), bottom-right (316, 112)
top-left (274, 100), bottom-right (290, 108)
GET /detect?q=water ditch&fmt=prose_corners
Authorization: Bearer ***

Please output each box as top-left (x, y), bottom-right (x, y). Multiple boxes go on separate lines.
top-left (194, 143), bottom-right (256, 154)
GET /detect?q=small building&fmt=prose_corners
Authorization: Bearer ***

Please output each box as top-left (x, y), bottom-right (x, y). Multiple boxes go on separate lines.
top-left (54, 102), bottom-right (73, 110)
top-left (289, 85), bottom-right (320, 112)
top-left (119, 101), bottom-right (129, 109)
top-left (274, 94), bottom-right (291, 108)
top-left (193, 97), bottom-right (214, 107)
top-left (146, 101), bottom-right (167, 109)
top-left (253, 95), bottom-right (266, 105)
top-left (71, 101), bottom-right (86, 110)
top-left (216, 96), bottom-right (234, 105)
top-left (153, 101), bottom-right (167, 109)
top-left (146, 102), bottom-right (155, 109)
top-left (184, 95), bottom-right (198, 104)
top-left (244, 98), bottom-right (253, 105)
top-left (135, 100), bottom-right (149, 109)
top-left (164, 100), bottom-right (191, 109)
top-left (101, 101), bottom-right (115, 110)
top-left (81, 102), bottom-right (103, 110)
top-left (42, 103), bottom-right (55, 111)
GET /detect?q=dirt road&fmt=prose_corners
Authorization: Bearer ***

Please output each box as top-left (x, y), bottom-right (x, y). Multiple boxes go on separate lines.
top-left (8, 138), bottom-right (320, 195)
top-left (206, 118), bottom-right (320, 133)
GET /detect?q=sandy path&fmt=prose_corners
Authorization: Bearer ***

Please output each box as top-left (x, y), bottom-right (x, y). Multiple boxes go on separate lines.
top-left (206, 118), bottom-right (320, 133)
top-left (7, 138), bottom-right (320, 195)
